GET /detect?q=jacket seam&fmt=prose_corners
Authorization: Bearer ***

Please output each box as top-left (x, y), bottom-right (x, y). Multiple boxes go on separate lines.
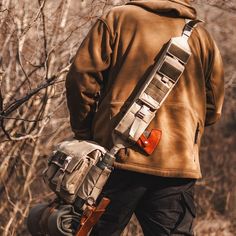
top-left (206, 46), bottom-right (217, 110)
top-left (195, 27), bottom-right (217, 111)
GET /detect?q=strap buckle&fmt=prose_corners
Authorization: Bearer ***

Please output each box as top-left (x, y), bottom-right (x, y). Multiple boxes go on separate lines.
top-left (60, 156), bottom-right (72, 172)
top-left (136, 104), bottom-right (150, 119)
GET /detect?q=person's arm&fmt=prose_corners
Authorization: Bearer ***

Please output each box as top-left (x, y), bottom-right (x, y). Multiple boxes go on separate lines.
top-left (66, 19), bottom-right (113, 139)
top-left (205, 40), bottom-right (224, 126)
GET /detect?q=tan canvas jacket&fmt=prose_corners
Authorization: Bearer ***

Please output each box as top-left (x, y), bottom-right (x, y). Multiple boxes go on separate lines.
top-left (66, 0), bottom-right (224, 179)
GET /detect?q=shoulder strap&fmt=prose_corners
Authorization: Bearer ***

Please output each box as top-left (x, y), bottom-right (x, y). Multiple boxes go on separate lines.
top-left (111, 19), bottom-right (202, 154)
top-left (183, 19), bottom-right (202, 39)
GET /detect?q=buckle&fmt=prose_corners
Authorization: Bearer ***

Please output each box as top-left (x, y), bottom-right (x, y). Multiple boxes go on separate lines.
top-left (50, 151), bottom-right (67, 166)
top-left (139, 93), bottom-right (160, 110)
top-left (136, 105), bottom-right (150, 119)
top-left (60, 156), bottom-right (72, 172)
top-left (183, 25), bottom-right (192, 37)
top-left (158, 55), bottom-right (184, 83)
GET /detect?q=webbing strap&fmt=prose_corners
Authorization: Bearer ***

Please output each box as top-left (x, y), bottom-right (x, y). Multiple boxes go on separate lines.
top-left (142, 19), bottom-right (202, 107)
top-left (113, 19), bottom-right (202, 144)
top-left (183, 19), bottom-right (202, 39)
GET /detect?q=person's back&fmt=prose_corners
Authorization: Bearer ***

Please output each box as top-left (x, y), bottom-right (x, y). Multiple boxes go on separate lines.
top-left (66, 0), bottom-right (224, 235)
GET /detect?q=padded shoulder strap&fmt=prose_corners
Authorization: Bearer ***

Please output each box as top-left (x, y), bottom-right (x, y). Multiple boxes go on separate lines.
top-left (113, 19), bottom-right (203, 148)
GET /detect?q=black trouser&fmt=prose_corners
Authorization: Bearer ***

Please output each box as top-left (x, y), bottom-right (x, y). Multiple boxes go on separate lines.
top-left (90, 169), bottom-right (196, 236)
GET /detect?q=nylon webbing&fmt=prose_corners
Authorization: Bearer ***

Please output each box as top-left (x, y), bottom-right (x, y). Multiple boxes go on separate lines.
top-left (143, 19), bottom-right (202, 107)
top-left (113, 19), bottom-right (202, 145)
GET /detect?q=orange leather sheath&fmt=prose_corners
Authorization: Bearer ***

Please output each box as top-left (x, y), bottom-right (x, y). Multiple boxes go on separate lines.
top-left (136, 129), bottom-right (162, 155)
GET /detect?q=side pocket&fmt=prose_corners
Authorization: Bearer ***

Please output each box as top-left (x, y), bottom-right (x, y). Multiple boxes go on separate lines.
top-left (194, 122), bottom-right (200, 144)
top-left (192, 122), bottom-right (201, 163)
top-left (173, 184), bottom-right (196, 234)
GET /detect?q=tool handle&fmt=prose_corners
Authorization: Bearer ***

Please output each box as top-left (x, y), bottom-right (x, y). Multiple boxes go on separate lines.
top-left (76, 197), bottom-right (110, 236)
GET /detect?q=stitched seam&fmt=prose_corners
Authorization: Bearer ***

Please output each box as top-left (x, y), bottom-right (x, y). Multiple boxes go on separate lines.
top-left (195, 27), bottom-right (217, 109)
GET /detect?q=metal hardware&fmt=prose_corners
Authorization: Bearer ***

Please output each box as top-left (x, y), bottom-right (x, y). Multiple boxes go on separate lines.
top-left (60, 156), bottom-right (72, 172)
top-left (136, 105), bottom-right (150, 119)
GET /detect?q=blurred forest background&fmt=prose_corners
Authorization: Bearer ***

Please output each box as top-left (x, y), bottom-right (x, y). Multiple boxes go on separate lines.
top-left (0, 0), bottom-right (235, 235)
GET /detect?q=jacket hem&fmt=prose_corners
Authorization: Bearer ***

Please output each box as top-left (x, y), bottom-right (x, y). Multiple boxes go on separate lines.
top-left (114, 162), bottom-right (202, 179)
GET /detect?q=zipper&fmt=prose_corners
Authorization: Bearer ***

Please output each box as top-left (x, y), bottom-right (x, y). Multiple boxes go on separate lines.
top-left (194, 122), bottom-right (200, 144)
